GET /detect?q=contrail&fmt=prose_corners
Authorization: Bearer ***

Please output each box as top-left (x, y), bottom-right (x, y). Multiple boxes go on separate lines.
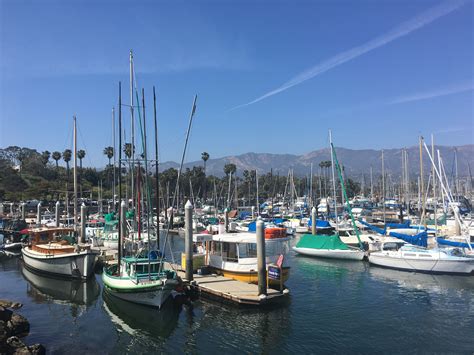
top-left (231, 0), bottom-right (467, 110)
top-left (388, 80), bottom-right (474, 104)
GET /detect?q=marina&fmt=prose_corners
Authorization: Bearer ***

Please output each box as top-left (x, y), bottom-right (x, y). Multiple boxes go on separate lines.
top-left (1, 0), bottom-right (474, 353)
top-left (1, 236), bottom-right (474, 353)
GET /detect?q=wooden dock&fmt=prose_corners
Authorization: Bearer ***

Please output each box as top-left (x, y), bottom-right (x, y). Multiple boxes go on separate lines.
top-left (166, 262), bottom-right (289, 306)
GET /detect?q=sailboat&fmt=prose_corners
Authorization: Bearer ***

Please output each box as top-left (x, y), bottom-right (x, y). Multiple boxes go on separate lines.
top-left (293, 134), bottom-right (365, 261)
top-left (368, 138), bottom-right (474, 274)
top-left (21, 117), bottom-right (97, 279)
top-left (102, 76), bottom-right (179, 308)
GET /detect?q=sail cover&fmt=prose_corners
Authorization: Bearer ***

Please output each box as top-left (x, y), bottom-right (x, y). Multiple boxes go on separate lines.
top-left (296, 234), bottom-right (349, 250)
top-left (388, 231), bottom-right (428, 248)
top-left (436, 238), bottom-right (474, 249)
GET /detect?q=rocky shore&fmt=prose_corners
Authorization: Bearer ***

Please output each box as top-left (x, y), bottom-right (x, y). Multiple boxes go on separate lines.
top-left (0, 300), bottom-right (45, 355)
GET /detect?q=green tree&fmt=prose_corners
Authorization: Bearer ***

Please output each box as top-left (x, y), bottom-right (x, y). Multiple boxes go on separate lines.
top-left (224, 163), bottom-right (237, 176)
top-left (41, 151), bottom-right (51, 166)
top-left (123, 143), bottom-right (134, 160)
top-left (201, 152), bottom-right (210, 173)
top-left (52, 151), bottom-right (61, 169)
top-left (62, 149), bottom-right (72, 180)
top-left (103, 146), bottom-right (114, 166)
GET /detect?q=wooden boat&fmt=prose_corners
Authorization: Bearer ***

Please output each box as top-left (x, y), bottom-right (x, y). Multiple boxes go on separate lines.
top-left (102, 256), bottom-right (179, 308)
top-left (21, 227), bottom-right (97, 279)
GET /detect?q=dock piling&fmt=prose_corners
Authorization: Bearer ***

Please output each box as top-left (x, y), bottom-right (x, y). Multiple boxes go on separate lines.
top-left (55, 201), bottom-right (60, 227)
top-left (185, 200), bottom-right (193, 282)
top-left (256, 218), bottom-right (267, 296)
top-left (36, 202), bottom-right (42, 225)
top-left (251, 206), bottom-right (255, 220)
top-left (0, 203), bottom-right (4, 216)
top-left (224, 207), bottom-right (229, 233)
top-left (21, 203), bottom-right (26, 220)
top-left (80, 203), bottom-right (86, 243)
top-left (312, 207), bottom-right (317, 235)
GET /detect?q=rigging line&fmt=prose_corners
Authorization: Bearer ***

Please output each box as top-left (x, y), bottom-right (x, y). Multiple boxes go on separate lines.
top-left (160, 95), bottom-right (198, 270)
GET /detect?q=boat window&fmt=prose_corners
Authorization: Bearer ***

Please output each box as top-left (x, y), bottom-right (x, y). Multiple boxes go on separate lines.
top-left (210, 241), bottom-right (221, 256)
top-left (238, 243), bottom-right (247, 258)
top-left (222, 242), bottom-right (238, 262)
top-left (247, 243), bottom-right (257, 257)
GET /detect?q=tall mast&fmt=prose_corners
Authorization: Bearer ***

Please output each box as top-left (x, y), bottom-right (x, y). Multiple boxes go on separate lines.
top-left (419, 136), bottom-right (426, 227)
top-left (142, 88), bottom-right (151, 244)
top-left (329, 130), bottom-right (338, 231)
top-left (129, 50), bottom-right (135, 214)
top-left (454, 148), bottom-right (459, 200)
top-left (118, 82), bottom-right (122, 267)
top-left (431, 134), bottom-right (437, 234)
top-left (73, 115), bottom-right (78, 230)
top-left (112, 107), bottom-right (116, 211)
top-left (310, 163), bottom-right (313, 206)
top-left (382, 149), bottom-right (385, 225)
top-left (370, 165), bottom-right (373, 199)
top-left (153, 86), bottom-right (160, 248)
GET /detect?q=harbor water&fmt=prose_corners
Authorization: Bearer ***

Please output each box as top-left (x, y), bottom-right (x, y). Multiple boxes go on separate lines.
top-left (1, 235), bottom-right (473, 353)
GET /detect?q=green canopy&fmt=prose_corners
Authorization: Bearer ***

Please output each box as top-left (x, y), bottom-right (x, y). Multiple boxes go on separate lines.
top-left (104, 212), bottom-right (116, 222)
top-left (295, 234), bottom-right (349, 250)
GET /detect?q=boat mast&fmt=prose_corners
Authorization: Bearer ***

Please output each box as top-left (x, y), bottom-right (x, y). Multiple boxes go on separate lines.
top-left (153, 86), bottom-right (160, 249)
top-left (370, 165), bottom-right (373, 200)
top-left (112, 107), bottom-right (116, 211)
top-left (419, 136), bottom-right (426, 228)
top-left (432, 134), bottom-right (437, 234)
top-left (73, 115), bottom-right (78, 231)
top-left (118, 82), bottom-right (123, 267)
top-left (129, 50), bottom-right (135, 216)
top-left (310, 163), bottom-right (313, 207)
top-left (382, 149), bottom-right (385, 225)
top-left (329, 130), bottom-right (338, 231)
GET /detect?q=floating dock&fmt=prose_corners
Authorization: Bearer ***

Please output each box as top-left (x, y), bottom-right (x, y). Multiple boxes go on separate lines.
top-left (165, 262), bottom-right (289, 306)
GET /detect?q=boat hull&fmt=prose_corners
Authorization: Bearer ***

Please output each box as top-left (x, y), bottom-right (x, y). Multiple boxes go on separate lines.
top-left (102, 274), bottom-right (178, 308)
top-left (293, 247), bottom-right (365, 260)
top-left (368, 253), bottom-right (474, 275)
top-left (209, 266), bottom-right (290, 285)
top-left (22, 247), bottom-right (96, 279)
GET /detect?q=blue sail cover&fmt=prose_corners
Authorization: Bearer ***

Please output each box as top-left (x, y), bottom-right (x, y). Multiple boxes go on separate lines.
top-left (247, 221), bottom-right (256, 232)
top-left (359, 220), bottom-right (386, 235)
top-left (308, 219), bottom-right (331, 228)
top-left (386, 221), bottom-right (411, 229)
top-left (436, 238), bottom-right (474, 249)
top-left (389, 231), bottom-right (428, 247)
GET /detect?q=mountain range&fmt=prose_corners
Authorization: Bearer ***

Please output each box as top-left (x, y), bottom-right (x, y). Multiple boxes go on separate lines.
top-left (160, 144), bottom-right (474, 178)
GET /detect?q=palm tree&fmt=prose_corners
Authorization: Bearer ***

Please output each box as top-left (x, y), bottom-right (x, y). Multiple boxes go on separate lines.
top-left (41, 151), bottom-right (50, 167)
top-left (52, 151), bottom-right (61, 169)
top-left (201, 152), bottom-right (210, 173)
top-left (62, 149), bottom-right (72, 180)
top-left (224, 163), bottom-right (236, 176)
top-left (103, 146), bottom-right (114, 166)
top-left (77, 149), bottom-right (86, 168)
top-left (123, 143), bottom-right (134, 160)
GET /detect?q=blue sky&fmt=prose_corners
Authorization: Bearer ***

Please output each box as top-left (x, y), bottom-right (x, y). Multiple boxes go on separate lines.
top-left (0, 0), bottom-right (473, 168)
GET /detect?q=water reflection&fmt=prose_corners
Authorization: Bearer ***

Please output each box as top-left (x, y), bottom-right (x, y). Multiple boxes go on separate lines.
top-left (188, 299), bottom-right (291, 353)
top-left (21, 265), bottom-right (101, 306)
top-left (368, 265), bottom-right (474, 294)
top-left (102, 290), bottom-right (181, 340)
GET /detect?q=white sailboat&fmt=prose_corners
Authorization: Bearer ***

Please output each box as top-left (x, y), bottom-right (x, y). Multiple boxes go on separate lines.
top-left (368, 242), bottom-right (474, 274)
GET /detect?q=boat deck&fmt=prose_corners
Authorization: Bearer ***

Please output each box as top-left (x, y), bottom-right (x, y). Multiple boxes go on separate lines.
top-left (165, 262), bottom-right (288, 306)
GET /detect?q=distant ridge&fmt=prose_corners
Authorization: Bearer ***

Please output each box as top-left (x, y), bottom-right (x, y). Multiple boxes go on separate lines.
top-left (160, 145), bottom-right (474, 177)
